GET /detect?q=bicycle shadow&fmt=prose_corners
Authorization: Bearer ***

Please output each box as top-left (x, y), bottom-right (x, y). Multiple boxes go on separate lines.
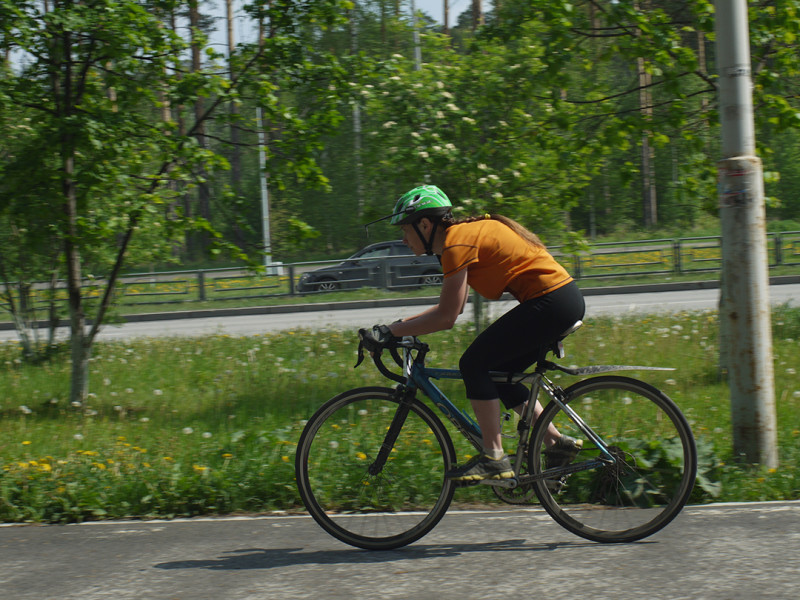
top-left (154, 538), bottom-right (637, 571)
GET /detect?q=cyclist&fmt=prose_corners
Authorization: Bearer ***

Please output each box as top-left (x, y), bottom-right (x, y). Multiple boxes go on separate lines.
top-left (361, 184), bottom-right (585, 482)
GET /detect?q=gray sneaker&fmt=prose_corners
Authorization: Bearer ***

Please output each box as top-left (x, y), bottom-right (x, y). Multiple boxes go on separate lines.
top-left (446, 454), bottom-right (514, 482)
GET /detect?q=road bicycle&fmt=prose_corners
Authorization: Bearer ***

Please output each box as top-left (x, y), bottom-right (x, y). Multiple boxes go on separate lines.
top-left (295, 321), bottom-right (697, 550)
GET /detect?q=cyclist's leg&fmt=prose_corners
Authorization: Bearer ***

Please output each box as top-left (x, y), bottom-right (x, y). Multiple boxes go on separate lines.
top-left (461, 282), bottom-right (585, 448)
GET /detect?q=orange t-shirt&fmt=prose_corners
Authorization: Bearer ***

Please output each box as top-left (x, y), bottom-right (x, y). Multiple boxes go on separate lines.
top-left (441, 220), bottom-right (573, 302)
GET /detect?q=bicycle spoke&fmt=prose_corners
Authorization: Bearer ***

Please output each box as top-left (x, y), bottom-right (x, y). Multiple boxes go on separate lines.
top-left (530, 376), bottom-right (697, 543)
top-left (296, 387), bottom-right (455, 550)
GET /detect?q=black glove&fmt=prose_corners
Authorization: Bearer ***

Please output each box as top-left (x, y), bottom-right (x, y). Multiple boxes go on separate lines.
top-left (355, 324), bottom-right (400, 368)
top-left (358, 324), bottom-right (399, 354)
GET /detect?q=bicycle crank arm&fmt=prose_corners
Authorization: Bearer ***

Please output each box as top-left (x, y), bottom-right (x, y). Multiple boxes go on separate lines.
top-left (477, 477), bottom-right (519, 489)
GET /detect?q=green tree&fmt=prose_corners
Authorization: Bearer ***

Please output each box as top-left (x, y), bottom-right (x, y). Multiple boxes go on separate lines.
top-left (0, 0), bottom-right (355, 403)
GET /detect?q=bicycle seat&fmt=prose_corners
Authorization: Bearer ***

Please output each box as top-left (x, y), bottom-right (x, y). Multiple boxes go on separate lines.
top-left (551, 320), bottom-right (583, 359)
top-left (560, 320), bottom-right (583, 340)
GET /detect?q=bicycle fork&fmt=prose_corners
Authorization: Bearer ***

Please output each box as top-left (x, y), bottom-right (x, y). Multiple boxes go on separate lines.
top-left (367, 387), bottom-right (414, 476)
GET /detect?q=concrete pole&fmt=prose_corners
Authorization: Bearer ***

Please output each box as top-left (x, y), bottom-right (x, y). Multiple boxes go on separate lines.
top-left (257, 106), bottom-right (273, 270)
top-left (715, 0), bottom-right (778, 467)
top-left (410, 0), bottom-right (421, 71)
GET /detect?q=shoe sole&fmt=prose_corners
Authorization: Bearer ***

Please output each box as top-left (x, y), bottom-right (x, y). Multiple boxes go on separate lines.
top-left (449, 471), bottom-right (514, 482)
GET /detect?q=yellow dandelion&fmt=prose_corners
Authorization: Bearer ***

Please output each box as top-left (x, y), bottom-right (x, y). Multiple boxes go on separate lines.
top-left (355, 452), bottom-right (367, 460)
top-left (222, 453), bottom-right (233, 459)
top-left (22, 441), bottom-right (31, 446)
top-left (281, 456), bottom-right (289, 462)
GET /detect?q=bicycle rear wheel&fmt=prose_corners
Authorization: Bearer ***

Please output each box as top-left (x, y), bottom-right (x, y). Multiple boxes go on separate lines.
top-left (530, 376), bottom-right (697, 543)
top-left (295, 386), bottom-right (456, 550)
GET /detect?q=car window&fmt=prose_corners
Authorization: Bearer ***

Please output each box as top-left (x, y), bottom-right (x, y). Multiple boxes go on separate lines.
top-left (391, 243), bottom-right (414, 256)
top-left (358, 246), bottom-right (392, 260)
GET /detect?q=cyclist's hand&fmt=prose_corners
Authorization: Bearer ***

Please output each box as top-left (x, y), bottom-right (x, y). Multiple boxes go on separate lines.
top-left (358, 324), bottom-right (399, 355)
top-left (355, 325), bottom-right (399, 368)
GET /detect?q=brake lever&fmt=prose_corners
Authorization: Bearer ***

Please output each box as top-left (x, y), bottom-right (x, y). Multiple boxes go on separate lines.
top-left (354, 339), bottom-right (366, 368)
top-left (354, 329), bottom-right (384, 369)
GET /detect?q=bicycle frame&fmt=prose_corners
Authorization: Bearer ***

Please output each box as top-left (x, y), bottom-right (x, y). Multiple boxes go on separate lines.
top-left (398, 345), bottom-right (616, 484)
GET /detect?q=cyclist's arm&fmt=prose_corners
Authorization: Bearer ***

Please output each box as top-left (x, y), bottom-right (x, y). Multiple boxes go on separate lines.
top-left (388, 267), bottom-right (469, 336)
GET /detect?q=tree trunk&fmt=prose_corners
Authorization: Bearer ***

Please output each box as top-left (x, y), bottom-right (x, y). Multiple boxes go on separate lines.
top-left (189, 0), bottom-right (211, 257)
top-left (52, 16), bottom-right (90, 404)
top-left (226, 0), bottom-right (242, 194)
top-left (635, 1), bottom-right (658, 227)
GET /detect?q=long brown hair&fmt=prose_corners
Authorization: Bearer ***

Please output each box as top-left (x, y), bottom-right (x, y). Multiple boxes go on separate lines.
top-left (440, 213), bottom-right (545, 249)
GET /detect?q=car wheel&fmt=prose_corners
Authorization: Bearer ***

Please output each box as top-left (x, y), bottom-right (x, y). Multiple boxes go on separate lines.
top-left (419, 271), bottom-right (443, 286)
top-left (316, 277), bottom-right (339, 292)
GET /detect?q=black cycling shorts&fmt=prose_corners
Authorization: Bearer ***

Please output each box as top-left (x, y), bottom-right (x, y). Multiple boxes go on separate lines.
top-left (459, 281), bottom-right (585, 407)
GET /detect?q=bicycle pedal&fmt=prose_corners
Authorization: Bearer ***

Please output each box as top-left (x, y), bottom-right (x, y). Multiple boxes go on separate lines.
top-left (546, 477), bottom-right (568, 493)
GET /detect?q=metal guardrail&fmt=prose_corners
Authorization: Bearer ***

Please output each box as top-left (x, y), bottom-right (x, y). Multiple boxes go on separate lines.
top-left (4, 232), bottom-right (800, 309)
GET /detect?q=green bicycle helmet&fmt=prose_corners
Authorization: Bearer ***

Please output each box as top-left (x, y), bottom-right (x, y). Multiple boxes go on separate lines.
top-left (390, 185), bottom-right (452, 225)
top-left (389, 185), bottom-right (452, 256)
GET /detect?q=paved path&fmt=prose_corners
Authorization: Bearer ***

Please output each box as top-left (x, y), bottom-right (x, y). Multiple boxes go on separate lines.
top-left (1, 501), bottom-right (798, 600)
top-left (1, 283), bottom-right (797, 341)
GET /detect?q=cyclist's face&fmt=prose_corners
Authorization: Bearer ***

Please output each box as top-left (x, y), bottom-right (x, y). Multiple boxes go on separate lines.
top-left (400, 220), bottom-right (428, 255)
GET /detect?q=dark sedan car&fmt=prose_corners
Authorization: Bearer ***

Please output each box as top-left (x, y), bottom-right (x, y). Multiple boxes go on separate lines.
top-left (296, 240), bottom-right (442, 293)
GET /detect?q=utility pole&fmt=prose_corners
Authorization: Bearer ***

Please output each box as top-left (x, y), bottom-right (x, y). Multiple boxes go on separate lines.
top-left (350, 3), bottom-right (364, 215)
top-left (410, 0), bottom-right (421, 70)
top-left (257, 107), bottom-right (274, 271)
top-left (715, 0), bottom-right (778, 467)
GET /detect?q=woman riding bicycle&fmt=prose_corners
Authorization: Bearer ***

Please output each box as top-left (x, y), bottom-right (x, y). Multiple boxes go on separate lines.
top-left (362, 184), bottom-right (586, 482)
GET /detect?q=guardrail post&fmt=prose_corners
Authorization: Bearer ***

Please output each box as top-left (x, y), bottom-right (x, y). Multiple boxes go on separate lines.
top-left (673, 240), bottom-right (682, 274)
top-left (774, 233), bottom-right (782, 266)
top-left (378, 258), bottom-right (389, 289)
top-left (197, 271), bottom-right (206, 301)
top-left (288, 264), bottom-right (296, 295)
top-left (572, 254), bottom-right (582, 280)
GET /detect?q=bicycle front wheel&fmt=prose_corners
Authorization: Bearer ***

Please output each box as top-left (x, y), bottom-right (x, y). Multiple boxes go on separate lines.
top-left (295, 386), bottom-right (456, 550)
top-left (530, 376), bottom-right (697, 543)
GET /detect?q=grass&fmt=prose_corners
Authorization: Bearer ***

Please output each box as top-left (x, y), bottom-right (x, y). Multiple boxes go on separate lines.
top-left (0, 307), bottom-right (799, 523)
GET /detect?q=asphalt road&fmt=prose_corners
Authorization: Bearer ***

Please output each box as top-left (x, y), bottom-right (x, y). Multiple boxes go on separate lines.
top-left (0, 501), bottom-right (798, 600)
top-left (1, 283), bottom-right (797, 342)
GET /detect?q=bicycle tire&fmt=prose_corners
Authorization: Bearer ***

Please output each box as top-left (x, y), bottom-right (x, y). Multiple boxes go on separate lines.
top-left (295, 386), bottom-right (456, 550)
top-left (529, 376), bottom-right (697, 543)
